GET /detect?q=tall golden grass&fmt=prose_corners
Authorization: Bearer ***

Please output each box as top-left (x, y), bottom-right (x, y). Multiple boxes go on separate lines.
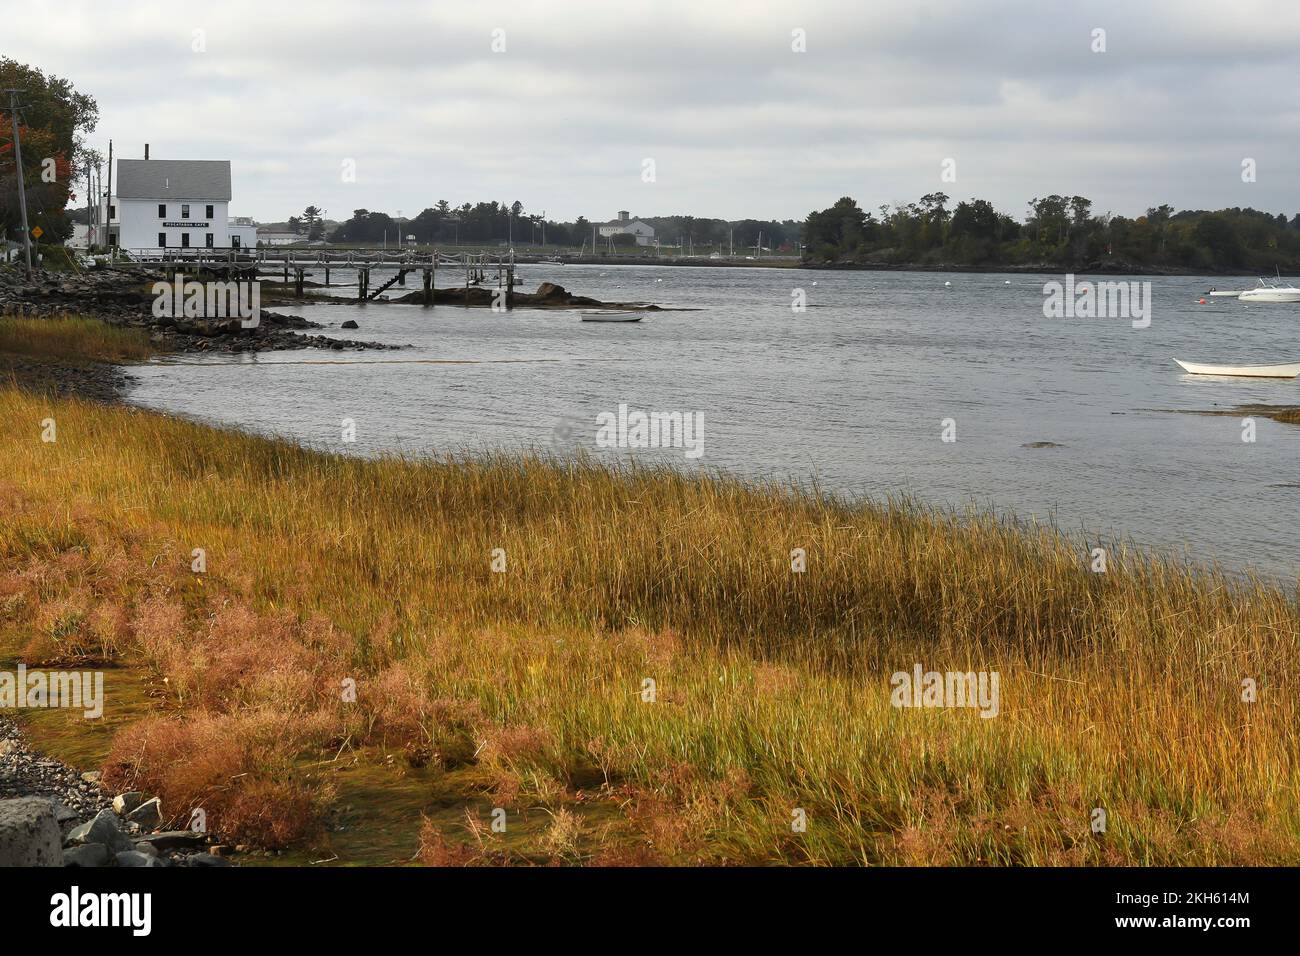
top-left (1, 377), bottom-right (1297, 864)
top-left (0, 315), bottom-right (153, 363)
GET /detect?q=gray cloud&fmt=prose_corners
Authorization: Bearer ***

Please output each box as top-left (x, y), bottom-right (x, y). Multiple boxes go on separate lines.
top-left (8, 0), bottom-right (1300, 222)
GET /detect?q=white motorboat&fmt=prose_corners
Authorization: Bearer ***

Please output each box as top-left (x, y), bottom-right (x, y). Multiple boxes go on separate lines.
top-left (1174, 358), bottom-right (1300, 378)
top-left (580, 310), bottom-right (643, 322)
top-left (1237, 277), bottom-right (1300, 303)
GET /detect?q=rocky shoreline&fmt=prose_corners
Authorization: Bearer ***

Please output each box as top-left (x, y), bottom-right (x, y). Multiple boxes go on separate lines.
top-left (0, 718), bottom-right (232, 867)
top-left (0, 264), bottom-right (397, 356)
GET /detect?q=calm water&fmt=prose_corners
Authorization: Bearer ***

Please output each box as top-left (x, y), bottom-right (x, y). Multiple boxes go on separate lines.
top-left (127, 265), bottom-right (1300, 578)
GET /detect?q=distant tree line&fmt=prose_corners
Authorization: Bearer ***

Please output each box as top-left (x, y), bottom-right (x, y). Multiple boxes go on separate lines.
top-left (326, 201), bottom-right (800, 252)
top-left (803, 193), bottom-right (1300, 271)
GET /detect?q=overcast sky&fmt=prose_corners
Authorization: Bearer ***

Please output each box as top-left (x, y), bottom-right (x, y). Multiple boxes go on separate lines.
top-left (7, 0), bottom-right (1300, 223)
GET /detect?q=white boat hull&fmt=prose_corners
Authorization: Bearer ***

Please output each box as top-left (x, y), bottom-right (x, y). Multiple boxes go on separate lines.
top-left (1238, 289), bottom-right (1300, 302)
top-left (1175, 358), bottom-right (1300, 378)
top-left (580, 310), bottom-right (642, 322)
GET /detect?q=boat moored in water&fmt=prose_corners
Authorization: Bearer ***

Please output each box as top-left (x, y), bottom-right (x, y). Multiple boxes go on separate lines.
top-left (579, 310), bottom-right (643, 322)
top-left (1236, 277), bottom-right (1300, 302)
top-left (1174, 358), bottom-right (1300, 378)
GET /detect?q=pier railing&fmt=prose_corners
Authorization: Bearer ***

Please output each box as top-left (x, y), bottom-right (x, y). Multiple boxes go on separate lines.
top-left (114, 247), bottom-right (519, 304)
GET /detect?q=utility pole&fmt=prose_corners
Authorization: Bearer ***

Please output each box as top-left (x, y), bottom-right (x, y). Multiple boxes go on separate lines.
top-left (104, 140), bottom-right (113, 256)
top-left (5, 90), bottom-right (33, 274)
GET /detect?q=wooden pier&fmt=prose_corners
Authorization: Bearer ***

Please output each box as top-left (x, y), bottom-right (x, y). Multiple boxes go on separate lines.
top-left (119, 248), bottom-right (519, 308)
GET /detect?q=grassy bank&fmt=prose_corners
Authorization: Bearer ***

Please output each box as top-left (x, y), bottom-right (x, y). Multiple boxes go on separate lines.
top-left (0, 314), bottom-right (152, 364)
top-left (0, 333), bottom-right (1297, 864)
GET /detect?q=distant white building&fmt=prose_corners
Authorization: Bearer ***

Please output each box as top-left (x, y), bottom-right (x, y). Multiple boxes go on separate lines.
top-left (598, 210), bottom-right (655, 247)
top-left (257, 230), bottom-right (303, 247)
top-left (230, 216), bottom-right (259, 249)
top-left (65, 224), bottom-right (91, 250)
top-left (105, 158), bottom-right (254, 251)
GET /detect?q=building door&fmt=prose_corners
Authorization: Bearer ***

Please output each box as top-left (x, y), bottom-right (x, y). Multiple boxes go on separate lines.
top-left (232, 235), bottom-right (241, 250)
top-left (182, 233), bottom-right (190, 248)
top-left (158, 233), bottom-right (166, 248)
top-left (206, 233), bottom-right (214, 249)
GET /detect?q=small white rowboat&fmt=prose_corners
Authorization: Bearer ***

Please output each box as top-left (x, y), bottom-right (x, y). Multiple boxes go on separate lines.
top-left (580, 310), bottom-right (642, 322)
top-left (1174, 358), bottom-right (1300, 378)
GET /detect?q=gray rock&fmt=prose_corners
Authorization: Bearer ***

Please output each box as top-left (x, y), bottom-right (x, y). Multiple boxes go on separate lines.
top-left (135, 830), bottom-right (206, 852)
top-left (80, 771), bottom-right (103, 786)
top-left (115, 850), bottom-right (166, 867)
top-left (340, 319), bottom-right (359, 329)
top-left (126, 797), bottom-right (162, 829)
top-left (185, 852), bottom-right (231, 867)
top-left (0, 797), bottom-right (62, 866)
top-left (133, 841), bottom-right (159, 858)
top-left (67, 808), bottom-right (134, 853)
top-left (112, 791), bottom-right (145, 816)
top-left (63, 843), bottom-right (112, 867)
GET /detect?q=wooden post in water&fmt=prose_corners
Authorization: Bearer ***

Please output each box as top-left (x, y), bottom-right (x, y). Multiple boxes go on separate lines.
top-left (423, 268), bottom-right (431, 306)
top-left (294, 268), bottom-right (304, 298)
top-left (283, 257), bottom-right (289, 283)
top-left (464, 260), bottom-right (470, 307)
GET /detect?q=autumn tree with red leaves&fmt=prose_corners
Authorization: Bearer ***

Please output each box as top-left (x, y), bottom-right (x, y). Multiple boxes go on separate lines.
top-left (0, 58), bottom-right (98, 246)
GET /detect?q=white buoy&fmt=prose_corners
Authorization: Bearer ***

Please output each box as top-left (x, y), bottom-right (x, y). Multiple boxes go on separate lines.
top-left (944, 280), bottom-right (951, 287)
top-left (812, 281), bottom-right (818, 286)
top-left (1005, 279), bottom-right (1011, 284)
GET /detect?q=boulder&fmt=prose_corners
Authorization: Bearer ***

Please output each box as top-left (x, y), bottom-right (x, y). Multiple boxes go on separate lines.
top-left (0, 797), bottom-right (62, 867)
top-left (63, 843), bottom-right (112, 867)
top-left (340, 319), bottom-right (359, 329)
top-left (136, 830), bottom-right (206, 852)
top-left (185, 852), bottom-right (231, 867)
top-left (115, 850), bottom-right (167, 868)
top-left (126, 797), bottom-right (162, 829)
top-left (112, 791), bottom-right (145, 816)
top-left (534, 282), bottom-right (568, 301)
top-left (66, 808), bottom-right (134, 853)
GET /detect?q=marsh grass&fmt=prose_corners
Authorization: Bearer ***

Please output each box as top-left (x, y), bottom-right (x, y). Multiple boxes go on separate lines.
top-left (0, 314), bottom-right (153, 364)
top-left (1, 384), bottom-right (1297, 863)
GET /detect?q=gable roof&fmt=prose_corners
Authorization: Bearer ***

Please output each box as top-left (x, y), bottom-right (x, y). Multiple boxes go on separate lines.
top-left (116, 160), bottom-right (232, 200)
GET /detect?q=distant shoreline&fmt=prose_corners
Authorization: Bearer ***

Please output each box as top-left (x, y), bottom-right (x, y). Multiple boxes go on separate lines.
top-left (506, 254), bottom-right (1250, 277)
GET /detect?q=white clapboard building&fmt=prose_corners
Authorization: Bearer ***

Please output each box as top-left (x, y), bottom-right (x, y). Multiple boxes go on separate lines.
top-left (598, 210), bottom-right (655, 247)
top-left (108, 158), bottom-right (257, 251)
